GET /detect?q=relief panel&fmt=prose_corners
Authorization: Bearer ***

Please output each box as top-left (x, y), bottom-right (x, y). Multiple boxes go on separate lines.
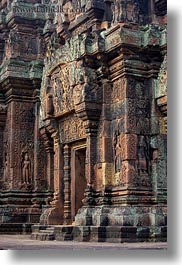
top-left (59, 115), bottom-right (86, 144)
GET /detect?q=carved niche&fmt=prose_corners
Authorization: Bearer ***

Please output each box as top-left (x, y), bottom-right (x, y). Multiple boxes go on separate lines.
top-left (19, 144), bottom-right (34, 190)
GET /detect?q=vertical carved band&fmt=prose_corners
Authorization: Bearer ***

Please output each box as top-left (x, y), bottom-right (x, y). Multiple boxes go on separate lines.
top-left (63, 144), bottom-right (71, 224)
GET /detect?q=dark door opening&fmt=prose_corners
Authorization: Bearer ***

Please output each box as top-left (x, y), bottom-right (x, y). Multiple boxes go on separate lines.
top-left (71, 146), bottom-right (87, 222)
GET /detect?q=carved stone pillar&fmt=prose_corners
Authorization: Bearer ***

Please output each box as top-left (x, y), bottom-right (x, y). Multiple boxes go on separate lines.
top-left (0, 103), bottom-right (7, 187)
top-left (63, 144), bottom-right (72, 225)
top-left (41, 132), bottom-right (64, 225)
top-left (40, 128), bottom-right (54, 192)
top-left (82, 121), bottom-right (98, 206)
top-left (45, 141), bottom-right (54, 192)
top-left (52, 133), bottom-right (63, 197)
top-left (33, 94), bottom-right (40, 191)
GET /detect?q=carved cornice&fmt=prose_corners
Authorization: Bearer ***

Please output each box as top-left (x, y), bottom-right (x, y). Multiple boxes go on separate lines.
top-left (0, 59), bottom-right (44, 86)
top-left (0, 77), bottom-right (42, 104)
top-left (43, 23), bottom-right (166, 74)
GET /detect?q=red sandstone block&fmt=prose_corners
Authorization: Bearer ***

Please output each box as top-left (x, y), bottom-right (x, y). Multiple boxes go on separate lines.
top-left (102, 137), bottom-right (113, 163)
top-left (124, 115), bottom-right (137, 133)
top-left (120, 134), bottom-right (137, 160)
top-left (121, 161), bottom-right (136, 185)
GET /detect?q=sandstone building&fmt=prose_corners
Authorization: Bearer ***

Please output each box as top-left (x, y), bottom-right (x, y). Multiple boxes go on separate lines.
top-left (0, 0), bottom-right (167, 242)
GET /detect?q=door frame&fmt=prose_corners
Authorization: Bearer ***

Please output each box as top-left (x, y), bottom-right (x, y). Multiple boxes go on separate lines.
top-left (71, 142), bottom-right (87, 222)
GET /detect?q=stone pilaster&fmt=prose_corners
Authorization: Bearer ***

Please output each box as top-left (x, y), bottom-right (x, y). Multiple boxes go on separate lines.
top-left (40, 128), bottom-right (54, 192)
top-left (63, 144), bottom-right (72, 225)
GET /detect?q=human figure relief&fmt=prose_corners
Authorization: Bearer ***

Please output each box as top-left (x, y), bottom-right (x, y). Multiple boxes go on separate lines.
top-left (22, 153), bottom-right (31, 184)
top-left (136, 136), bottom-right (150, 175)
top-left (112, 0), bottom-right (124, 23)
top-left (3, 151), bottom-right (8, 182)
top-left (113, 130), bottom-right (122, 173)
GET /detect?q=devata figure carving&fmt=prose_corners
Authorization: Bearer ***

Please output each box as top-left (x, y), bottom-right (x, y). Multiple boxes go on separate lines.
top-left (113, 130), bottom-right (122, 173)
top-left (21, 152), bottom-right (31, 184)
top-left (3, 151), bottom-right (8, 182)
top-left (136, 135), bottom-right (150, 175)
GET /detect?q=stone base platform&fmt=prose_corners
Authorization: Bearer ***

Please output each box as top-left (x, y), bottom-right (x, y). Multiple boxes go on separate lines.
top-left (0, 223), bottom-right (33, 234)
top-left (31, 225), bottom-right (167, 243)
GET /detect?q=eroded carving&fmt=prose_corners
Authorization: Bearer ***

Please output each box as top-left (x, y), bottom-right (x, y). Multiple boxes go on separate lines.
top-left (21, 152), bottom-right (31, 184)
top-left (136, 135), bottom-right (151, 175)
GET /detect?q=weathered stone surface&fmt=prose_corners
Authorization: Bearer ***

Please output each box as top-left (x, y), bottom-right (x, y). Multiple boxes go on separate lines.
top-left (0, 0), bottom-right (167, 243)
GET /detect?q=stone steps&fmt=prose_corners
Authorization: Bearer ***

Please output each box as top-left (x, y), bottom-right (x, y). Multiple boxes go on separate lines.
top-left (31, 226), bottom-right (55, 241)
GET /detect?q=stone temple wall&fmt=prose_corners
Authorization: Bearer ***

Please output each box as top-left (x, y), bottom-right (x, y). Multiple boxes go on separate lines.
top-left (0, 0), bottom-right (167, 241)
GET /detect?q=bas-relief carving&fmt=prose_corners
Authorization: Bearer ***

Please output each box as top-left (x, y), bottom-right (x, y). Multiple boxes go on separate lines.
top-left (111, 78), bottom-right (127, 102)
top-left (3, 148), bottom-right (8, 183)
top-left (6, 102), bottom-right (35, 190)
top-left (21, 152), bottom-right (31, 184)
top-left (19, 144), bottom-right (34, 190)
top-left (2, 106), bottom-right (11, 190)
top-left (155, 54), bottom-right (167, 112)
top-left (41, 57), bottom-right (101, 120)
top-left (113, 130), bottom-right (121, 174)
top-left (136, 135), bottom-right (151, 175)
top-left (36, 137), bottom-right (48, 191)
top-left (0, 141), bottom-right (9, 190)
top-left (44, 32), bottom-right (86, 67)
top-left (111, 0), bottom-right (142, 24)
top-left (0, 0), bottom-right (167, 232)
top-left (43, 67), bottom-right (74, 117)
top-left (4, 30), bottom-right (44, 60)
top-left (59, 115), bottom-right (86, 143)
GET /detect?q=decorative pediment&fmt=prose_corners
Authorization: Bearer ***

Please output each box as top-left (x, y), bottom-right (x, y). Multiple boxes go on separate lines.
top-left (40, 60), bottom-right (102, 121)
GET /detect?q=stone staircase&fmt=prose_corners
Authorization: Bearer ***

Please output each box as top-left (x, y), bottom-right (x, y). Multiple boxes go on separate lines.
top-left (31, 225), bottom-right (55, 241)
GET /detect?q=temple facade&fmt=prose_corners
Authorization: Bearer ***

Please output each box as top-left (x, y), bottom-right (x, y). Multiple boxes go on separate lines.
top-left (0, 0), bottom-right (167, 242)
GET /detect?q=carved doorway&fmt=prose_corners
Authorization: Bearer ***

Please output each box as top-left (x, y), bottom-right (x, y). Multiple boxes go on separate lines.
top-left (71, 144), bottom-right (87, 222)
